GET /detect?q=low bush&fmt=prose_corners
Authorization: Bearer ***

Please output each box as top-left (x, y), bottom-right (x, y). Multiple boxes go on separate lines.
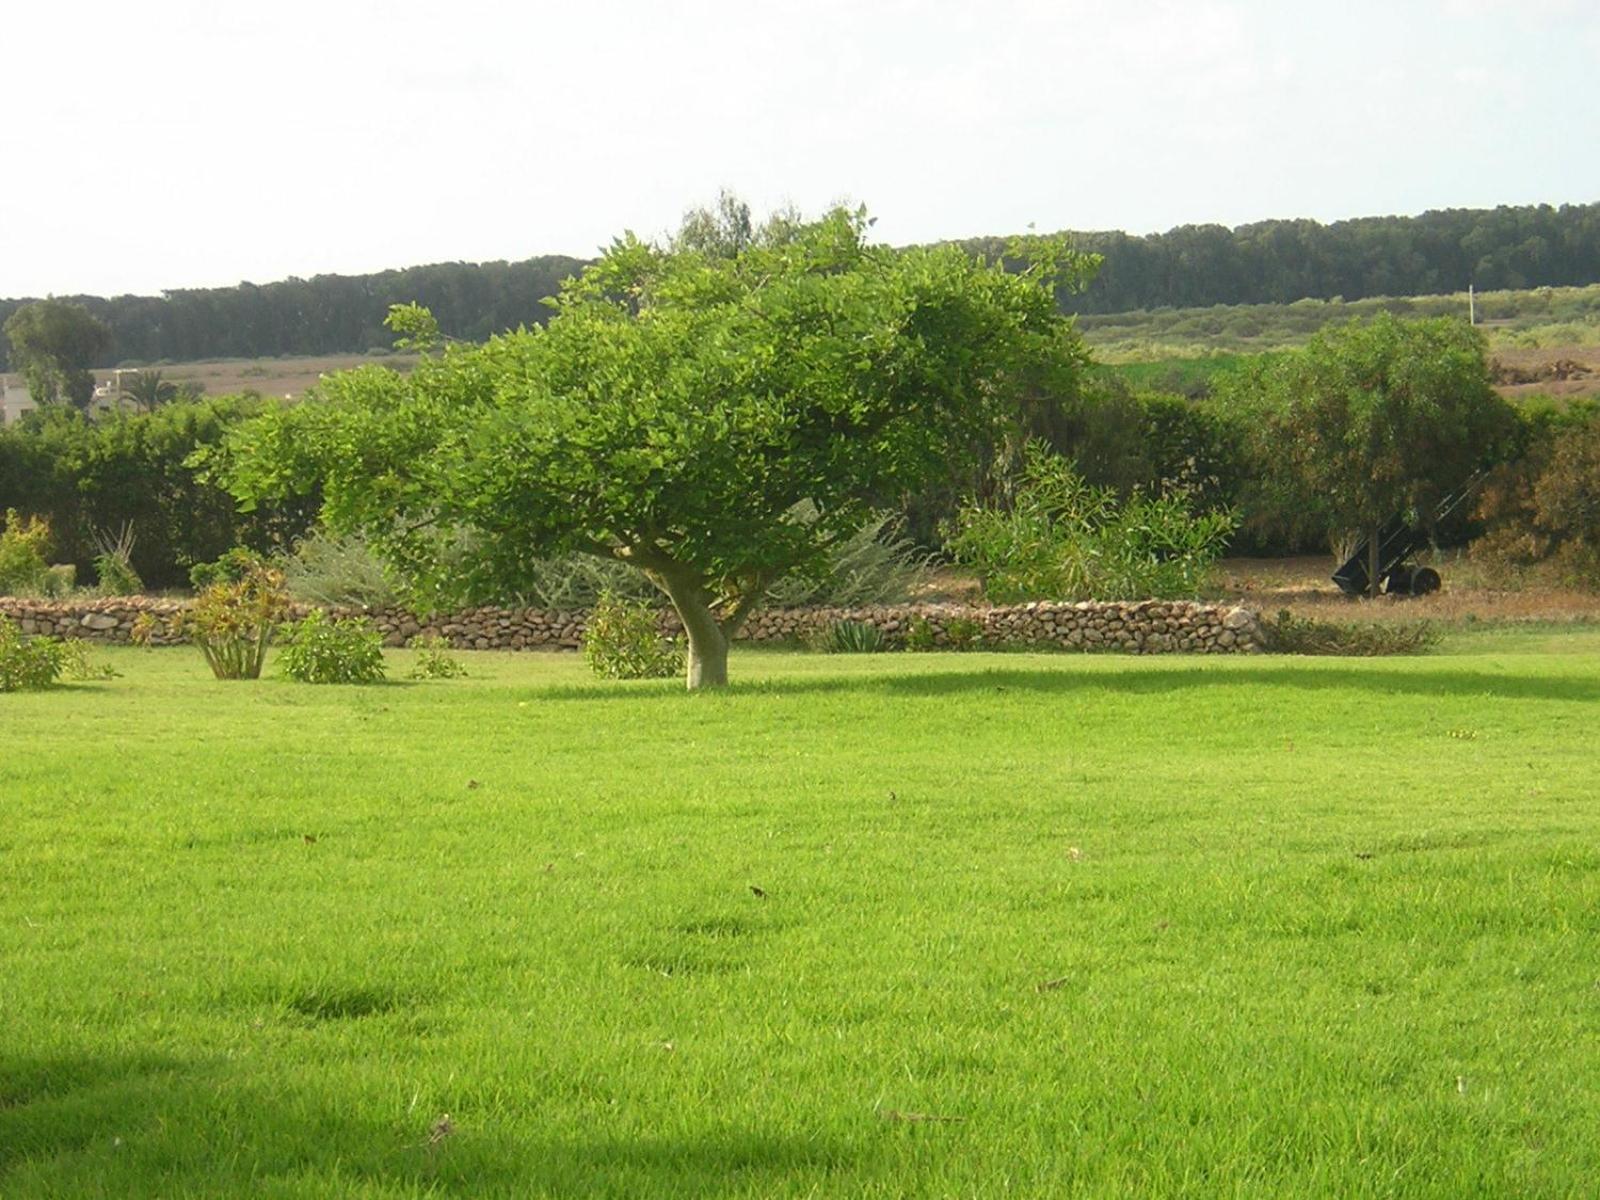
top-left (581, 592), bottom-right (684, 680)
top-left (277, 610), bottom-right (387, 684)
top-left (167, 552), bottom-right (291, 679)
top-left (282, 529), bottom-right (399, 608)
top-left (0, 615), bottom-right (70, 691)
top-left (810, 619), bottom-right (888, 654)
top-left (407, 634), bottom-right (468, 680)
top-left (0, 510), bottom-right (52, 596)
top-left (1259, 609), bottom-right (1441, 656)
top-left (766, 507), bottom-right (931, 608)
top-left (91, 524), bottom-right (143, 596)
top-left (946, 444), bottom-right (1236, 603)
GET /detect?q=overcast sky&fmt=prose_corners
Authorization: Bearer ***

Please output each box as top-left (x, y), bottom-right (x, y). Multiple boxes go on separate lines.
top-left (3, 0), bottom-right (1596, 298)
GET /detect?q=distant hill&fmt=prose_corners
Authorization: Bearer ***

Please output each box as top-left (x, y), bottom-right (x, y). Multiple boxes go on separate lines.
top-left (2, 202), bottom-right (1596, 371)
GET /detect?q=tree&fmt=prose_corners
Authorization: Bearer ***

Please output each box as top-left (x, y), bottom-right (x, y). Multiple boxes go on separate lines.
top-left (1232, 314), bottom-right (1517, 596)
top-left (218, 206), bottom-right (1097, 688)
top-left (118, 369), bottom-right (179, 412)
top-left (2, 299), bottom-right (112, 411)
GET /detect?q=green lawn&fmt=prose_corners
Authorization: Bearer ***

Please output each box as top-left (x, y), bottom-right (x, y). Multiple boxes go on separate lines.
top-left (4, 635), bottom-right (1599, 1198)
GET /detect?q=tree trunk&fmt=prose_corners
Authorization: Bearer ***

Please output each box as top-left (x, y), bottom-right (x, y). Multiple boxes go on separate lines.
top-left (1368, 525), bottom-right (1382, 600)
top-left (652, 567), bottom-right (730, 690)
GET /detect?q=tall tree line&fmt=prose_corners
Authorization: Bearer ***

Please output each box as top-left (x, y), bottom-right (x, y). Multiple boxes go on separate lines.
top-left (2, 203), bottom-right (1597, 371)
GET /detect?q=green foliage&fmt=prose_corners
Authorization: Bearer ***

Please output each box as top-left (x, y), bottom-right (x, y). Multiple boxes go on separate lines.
top-left (118, 369), bottom-right (179, 412)
top-left (406, 635), bottom-right (467, 680)
top-left (219, 204), bottom-right (1094, 687)
top-left (2, 299), bottom-right (111, 409)
top-left (1473, 409), bottom-right (1600, 588)
top-left (281, 529), bottom-right (399, 608)
top-left (810, 619), bottom-right (888, 654)
top-left (905, 617), bottom-right (938, 652)
top-left (91, 523), bottom-right (142, 596)
top-left (1258, 610), bottom-right (1442, 656)
top-left (169, 555), bottom-right (291, 680)
top-left (189, 546), bottom-right (272, 590)
top-left (383, 302), bottom-right (445, 352)
top-left (764, 508), bottom-right (931, 608)
top-left (944, 617), bottom-right (985, 650)
top-left (0, 615), bottom-right (71, 690)
top-left (276, 610), bottom-right (387, 684)
top-left (947, 445), bottom-right (1236, 602)
top-left (0, 509), bottom-right (52, 595)
top-left (581, 592), bottom-right (684, 680)
top-left (515, 554), bottom-right (654, 609)
top-left (92, 551), bottom-right (142, 596)
top-left (1221, 315), bottom-right (1519, 578)
top-left (0, 396), bottom-right (316, 590)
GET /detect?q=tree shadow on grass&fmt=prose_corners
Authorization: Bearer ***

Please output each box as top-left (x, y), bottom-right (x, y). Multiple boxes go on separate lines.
top-left (1, 1049), bottom-right (861, 1196)
top-left (529, 661), bottom-right (1600, 706)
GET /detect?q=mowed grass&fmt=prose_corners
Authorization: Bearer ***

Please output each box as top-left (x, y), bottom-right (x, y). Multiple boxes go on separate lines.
top-left (3, 636), bottom-right (1599, 1198)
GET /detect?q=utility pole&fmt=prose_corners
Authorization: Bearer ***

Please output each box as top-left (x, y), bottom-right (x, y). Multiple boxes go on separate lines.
top-left (1468, 283), bottom-right (1476, 326)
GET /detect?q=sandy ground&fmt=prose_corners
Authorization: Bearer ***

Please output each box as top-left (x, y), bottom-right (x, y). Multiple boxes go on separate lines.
top-left (919, 556), bottom-right (1600, 625)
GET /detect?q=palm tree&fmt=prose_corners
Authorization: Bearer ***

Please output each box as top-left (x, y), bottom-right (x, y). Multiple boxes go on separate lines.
top-left (118, 369), bottom-right (179, 412)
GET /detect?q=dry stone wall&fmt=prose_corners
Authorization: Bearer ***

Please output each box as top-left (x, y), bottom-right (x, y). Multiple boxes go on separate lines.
top-left (1, 596), bottom-right (1264, 654)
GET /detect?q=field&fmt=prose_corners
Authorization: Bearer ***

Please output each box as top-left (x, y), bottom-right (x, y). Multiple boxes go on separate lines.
top-left (1078, 283), bottom-right (1600, 366)
top-left (5, 636), bottom-right (1600, 1197)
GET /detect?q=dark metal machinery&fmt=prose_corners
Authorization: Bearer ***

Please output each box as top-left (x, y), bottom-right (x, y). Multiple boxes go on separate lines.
top-left (1331, 475), bottom-right (1484, 598)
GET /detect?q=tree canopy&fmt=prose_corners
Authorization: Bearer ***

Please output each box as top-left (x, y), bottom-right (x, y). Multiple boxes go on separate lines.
top-left (218, 207), bottom-right (1097, 687)
top-left (1224, 314), bottom-right (1518, 592)
top-left (2, 299), bottom-right (111, 410)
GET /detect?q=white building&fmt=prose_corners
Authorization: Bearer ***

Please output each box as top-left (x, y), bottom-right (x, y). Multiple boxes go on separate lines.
top-left (0, 376), bottom-right (33, 425)
top-left (0, 371), bottom-right (141, 425)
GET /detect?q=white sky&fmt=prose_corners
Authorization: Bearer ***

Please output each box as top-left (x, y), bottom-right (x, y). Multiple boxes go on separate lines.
top-left (3, 0), bottom-right (1596, 298)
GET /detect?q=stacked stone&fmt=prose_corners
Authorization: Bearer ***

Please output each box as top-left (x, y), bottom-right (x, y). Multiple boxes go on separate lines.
top-left (0, 596), bottom-right (188, 644)
top-left (738, 600), bottom-right (1262, 653)
top-left (0, 597), bottom-right (1264, 654)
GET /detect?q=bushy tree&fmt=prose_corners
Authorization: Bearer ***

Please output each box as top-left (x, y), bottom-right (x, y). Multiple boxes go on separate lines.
top-left (1224, 314), bottom-right (1518, 595)
top-left (218, 207), bottom-right (1096, 688)
top-left (3, 299), bottom-right (111, 410)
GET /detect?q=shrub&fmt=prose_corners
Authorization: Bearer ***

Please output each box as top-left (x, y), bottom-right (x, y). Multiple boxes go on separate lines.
top-left (188, 546), bottom-right (269, 590)
top-left (91, 524), bottom-right (143, 596)
top-left (277, 610), bottom-right (387, 684)
top-left (766, 507), bottom-right (932, 607)
top-left (40, 564), bottom-right (76, 598)
top-left (945, 617), bottom-right (984, 650)
top-left (1472, 411), bottom-right (1600, 589)
top-left (282, 529), bottom-right (399, 608)
top-left (0, 615), bottom-right (70, 691)
top-left (407, 634), bottom-right (467, 680)
top-left (581, 591), bottom-right (684, 680)
top-left (1259, 610), bottom-right (1441, 656)
top-left (0, 510), bottom-right (52, 596)
top-left (171, 553), bottom-right (291, 679)
top-left (810, 619), bottom-right (888, 654)
top-left (903, 615), bottom-right (985, 652)
top-left (945, 444), bottom-right (1236, 602)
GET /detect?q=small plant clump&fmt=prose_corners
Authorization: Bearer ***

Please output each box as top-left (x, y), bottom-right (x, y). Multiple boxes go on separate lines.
top-left (407, 634), bottom-right (468, 680)
top-left (945, 443), bottom-right (1236, 603)
top-left (944, 617), bottom-right (984, 651)
top-left (0, 510), bottom-right (53, 596)
top-left (810, 619), bottom-right (888, 654)
top-left (155, 551), bottom-right (291, 679)
top-left (0, 615), bottom-right (70, 691)
top-left (91, 524), bottom-right (143, 596)
top-left (277, 610), bottom-right (387, 684)
top-left (904, 615), bottom-right (985, 652)
top-left (581, 592), bottom-right (684, 680)
top-left (1260, 609), bottom-right (1441, 656)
